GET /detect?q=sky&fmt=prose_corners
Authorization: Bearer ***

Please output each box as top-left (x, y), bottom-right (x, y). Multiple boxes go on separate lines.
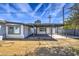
top-left (0, 3), bottom-right (74, 24)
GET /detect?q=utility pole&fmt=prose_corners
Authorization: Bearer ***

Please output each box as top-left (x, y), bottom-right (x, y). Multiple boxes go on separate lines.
top-left (62, 6), bottom-right (65, 36)
top-left (48, 3), bottom-right (52, 24)
top-left (63, 7), bottom-right (64, 26)
top-left (48, 4), bottom-right (52, 38)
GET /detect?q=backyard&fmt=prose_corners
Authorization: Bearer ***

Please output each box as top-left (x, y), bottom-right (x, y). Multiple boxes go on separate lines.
top-left (0, 38), bottom-right (79, 56)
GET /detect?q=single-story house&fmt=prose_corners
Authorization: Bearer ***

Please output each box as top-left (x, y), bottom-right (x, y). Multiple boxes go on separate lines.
top-left (0, 20), bottom-right (63, 40)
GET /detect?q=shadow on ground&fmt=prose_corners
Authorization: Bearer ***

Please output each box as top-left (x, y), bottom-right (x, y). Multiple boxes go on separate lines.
top-left (3, 34), bottom-right (58, 41)
top-left (3, 38), bottom-right (57, 41)
top-left (34, 47), bottom-right (77, 56)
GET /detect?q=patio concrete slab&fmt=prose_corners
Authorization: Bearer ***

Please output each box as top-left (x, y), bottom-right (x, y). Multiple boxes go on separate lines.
top-left (52, 34), bottom-right (79, 39)
top-left (52, 34), bottom-right (67, 39)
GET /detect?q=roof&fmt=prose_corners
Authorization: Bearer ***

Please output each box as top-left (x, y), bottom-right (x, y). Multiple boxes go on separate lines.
top-left (6, 21), bottom-right (25, 25)
top-left (0, 20), bottom-right (64, 27)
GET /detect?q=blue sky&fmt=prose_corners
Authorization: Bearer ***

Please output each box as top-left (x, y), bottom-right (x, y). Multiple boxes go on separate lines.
top-left (0, 3), bottom-right (74, 24)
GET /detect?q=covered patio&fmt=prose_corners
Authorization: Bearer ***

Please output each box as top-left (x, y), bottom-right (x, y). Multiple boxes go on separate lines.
top-left (26, 23), bottom-right (63, 40)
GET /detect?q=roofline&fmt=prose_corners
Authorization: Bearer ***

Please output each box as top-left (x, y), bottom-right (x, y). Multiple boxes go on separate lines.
top-left (25, 23), bottom-right (64, 27)
top-left (6, 21), bottom-right (25, 25)
top-left (0, 20), bottom-right (64, 27)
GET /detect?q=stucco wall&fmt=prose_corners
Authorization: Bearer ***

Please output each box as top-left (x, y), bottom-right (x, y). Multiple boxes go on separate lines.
top-left (23, 26), bottom-right (33, 38)
top-left (46, 27), bottom-right (51, 34)
top-left (52, 27), bottom-right (56, 34)
top-left (28, 27), bottom-right (33, 35)
top-left (46, 27), bottom-right (57, 34)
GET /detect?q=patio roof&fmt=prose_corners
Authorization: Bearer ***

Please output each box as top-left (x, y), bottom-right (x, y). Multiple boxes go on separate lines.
top-left (26, 23), bottom-right (64, 27)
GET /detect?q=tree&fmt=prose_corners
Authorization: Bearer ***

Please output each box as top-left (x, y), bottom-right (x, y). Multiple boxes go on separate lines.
top-left (70, 3), bottom-right (79, 30)
top-left (64, 3), bottom-right (79, 29)
top-left (35, 20), bottom-right (41, 24)
top-left (64, 3), bottom-right (79, 35)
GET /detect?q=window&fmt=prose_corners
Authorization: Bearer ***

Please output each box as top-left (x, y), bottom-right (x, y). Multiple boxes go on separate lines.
top-left (8, 25), bottom-right (20, 34)
top-left (39, 27), bottom-right (46, 32)
top-left (14, 26), bottom-right (20, 34)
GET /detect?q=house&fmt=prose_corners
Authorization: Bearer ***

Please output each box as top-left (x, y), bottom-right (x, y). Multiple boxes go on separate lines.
top-left (0, 20), bottom-right (63, 40)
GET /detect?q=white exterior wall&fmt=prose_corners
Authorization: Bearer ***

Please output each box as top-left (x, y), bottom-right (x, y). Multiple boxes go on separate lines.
top-left (52, 27), bottom-right (57, 34)
top-left (6, 24), bottom-right (24, 38)
top-left (23, 26), bottom-right (32, 38)
top-left (23, 26), bottom-right (28, 38)
top-left (0, 25), bottom-right (3, 40)
top-left (28, 27), bottom-right (33, 35)
top-left (0, 24), bottom-right (6, 38)
top-left (47, 27), bottom-right (57, 35)
top-left (46, 27), bottom-right (51, 34)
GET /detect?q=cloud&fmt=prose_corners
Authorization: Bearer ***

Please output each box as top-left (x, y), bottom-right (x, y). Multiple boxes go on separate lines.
top-left (0, 3), bottom-right (74, 23)
top-left (31, 3), bottom-right (43, 16)
top-left (52, 3), bottom-right (66, 17)
top-left (41, 4), bottom-right (51, 17)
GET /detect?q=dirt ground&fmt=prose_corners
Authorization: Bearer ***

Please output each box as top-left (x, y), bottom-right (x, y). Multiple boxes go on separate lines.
top-left (0, 38), bottom-right (79, 56)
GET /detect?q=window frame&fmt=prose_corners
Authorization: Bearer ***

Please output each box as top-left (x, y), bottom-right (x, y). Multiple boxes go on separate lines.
top-left (8, 25), bottom-right (21, 35)
top-left (39, 27), bottom-right (46, 32)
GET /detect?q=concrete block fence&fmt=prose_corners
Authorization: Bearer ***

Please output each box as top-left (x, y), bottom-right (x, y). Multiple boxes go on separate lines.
top-left (57, 29), bottom-right (79, 36)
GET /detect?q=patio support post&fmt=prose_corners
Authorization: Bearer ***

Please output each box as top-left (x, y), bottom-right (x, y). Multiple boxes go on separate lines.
top-left (33, 26), bottom-right (35, 36)
top-left (50, 27), bottom-right (52, 39)
top-left (45, 27), bottom-right (46, 34)
top-left (57, 27), bottom-right (58, 34)
top-left (36, 27), bottom-right (37, 34)
top-left (62, 6), bottom-right (65, 36)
